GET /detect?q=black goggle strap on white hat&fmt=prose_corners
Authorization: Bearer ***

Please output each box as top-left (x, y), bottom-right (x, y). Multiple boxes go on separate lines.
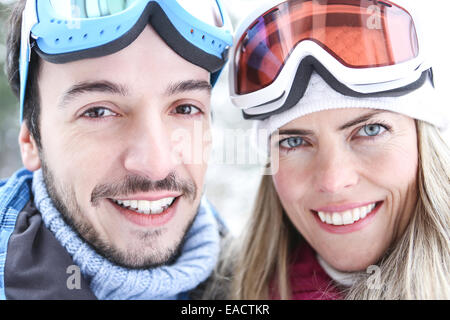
top-left (243, 56), bottom-right (433, 120)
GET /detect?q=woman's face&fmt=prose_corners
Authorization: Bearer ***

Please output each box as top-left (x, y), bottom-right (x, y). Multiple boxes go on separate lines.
top-left (271, 108), bottom-right (419, 272)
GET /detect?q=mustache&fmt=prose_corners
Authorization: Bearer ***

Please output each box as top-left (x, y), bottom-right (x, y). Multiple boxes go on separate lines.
top-left (90, 173), bottom-right (197, 206)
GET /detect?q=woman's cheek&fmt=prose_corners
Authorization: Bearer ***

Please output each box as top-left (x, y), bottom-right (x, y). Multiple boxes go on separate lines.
top-left (273, 164), bottom-right (301, 206)
top-left (357, 140), bottom-right (418, 189)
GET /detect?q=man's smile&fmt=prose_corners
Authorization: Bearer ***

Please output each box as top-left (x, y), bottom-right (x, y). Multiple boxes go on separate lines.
top-left (111, 197), bottom-right (179, 215)
top-left (108, 196), bottom-right (181, 228)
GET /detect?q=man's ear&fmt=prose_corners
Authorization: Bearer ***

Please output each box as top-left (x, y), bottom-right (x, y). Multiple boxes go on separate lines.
top-left (18, 122), bottom-right (41, 171)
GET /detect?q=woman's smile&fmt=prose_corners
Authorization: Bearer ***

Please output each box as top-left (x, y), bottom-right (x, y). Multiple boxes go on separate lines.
top-left (311, 201), bottom-right (384, 234)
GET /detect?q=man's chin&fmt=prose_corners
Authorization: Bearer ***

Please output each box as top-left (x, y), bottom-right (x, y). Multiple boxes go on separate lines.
top-left (103, 245), bottom-right (180, 270)
top-left (41, 159), bottom-right (200, 269)
top-left (90, 213), bottom-right (198, 269)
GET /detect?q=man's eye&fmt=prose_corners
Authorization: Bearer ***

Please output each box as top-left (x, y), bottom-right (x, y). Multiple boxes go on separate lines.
top-left (279, 136), bottom-right (305, 149)
top-left (356, 124), bottom-right (387, 137)
top-left (173, 105), bottom-right (202, 116)
top-left (82, 107), bottom-right (117, 118)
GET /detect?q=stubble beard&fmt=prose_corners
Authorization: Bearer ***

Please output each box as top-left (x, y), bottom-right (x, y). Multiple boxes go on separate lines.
top-left (40, 159), bottom-right (199, 269)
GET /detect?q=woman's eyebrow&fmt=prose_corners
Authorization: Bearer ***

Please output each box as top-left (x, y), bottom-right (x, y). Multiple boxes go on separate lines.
top-left (277, 129), bottom-right (315, 136)
top-left (272, 110), bottom-right (390, 138)
top-left (338, 110), bottom-right (389, 131)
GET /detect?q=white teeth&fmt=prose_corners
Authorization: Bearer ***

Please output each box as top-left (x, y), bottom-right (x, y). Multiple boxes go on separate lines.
top-left (138, 200), bottom-right (151, 214)
top-left (318, 212), bottom-right (326, 222)
top-left (332, 213), bottom-right (343, 225)
top-left (342, 211), bottom-right (353, 225)
top-left (360, 206), bottom-right (367, 219)
top-left (112, 197), bottom-right (176, 215)
top-left (317, 203), bottom-right (378, 226)
top-left (123, 200), bottom-right (131, 207)
top-left (352, 208), bottom-right (361, 222)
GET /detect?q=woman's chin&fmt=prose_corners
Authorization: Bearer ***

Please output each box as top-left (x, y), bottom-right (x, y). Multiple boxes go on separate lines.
top-left (318, 250), bottom-right (382, 273)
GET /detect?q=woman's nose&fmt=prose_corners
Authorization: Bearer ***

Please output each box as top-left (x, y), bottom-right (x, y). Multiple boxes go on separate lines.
top-left (314, 146), bottom-right (359, 194)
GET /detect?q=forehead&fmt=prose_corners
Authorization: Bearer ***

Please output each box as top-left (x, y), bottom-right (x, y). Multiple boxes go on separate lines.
top-left (279, 108), bottom-right (391, 130)
top-left (38, 25), bottom-right (210, 97)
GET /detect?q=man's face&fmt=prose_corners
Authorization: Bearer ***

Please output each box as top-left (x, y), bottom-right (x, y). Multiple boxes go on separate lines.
top-left (35, 26), bottom-right (212, 268)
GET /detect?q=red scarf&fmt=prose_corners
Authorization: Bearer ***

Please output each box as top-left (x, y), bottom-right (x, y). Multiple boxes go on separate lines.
top-left (270, 242), bottom-right (342, 300)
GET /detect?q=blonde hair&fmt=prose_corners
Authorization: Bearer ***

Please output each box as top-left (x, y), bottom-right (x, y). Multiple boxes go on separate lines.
top-left (209, 121), bottom-right (449, 300)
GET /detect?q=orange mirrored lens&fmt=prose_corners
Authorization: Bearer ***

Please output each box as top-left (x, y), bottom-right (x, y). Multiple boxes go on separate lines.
top-left (235, 0), bottom-right (419, 94)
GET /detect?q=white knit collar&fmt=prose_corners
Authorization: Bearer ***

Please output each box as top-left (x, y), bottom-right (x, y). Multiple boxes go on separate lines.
top-left (316, 254), bottom-right (359, 288)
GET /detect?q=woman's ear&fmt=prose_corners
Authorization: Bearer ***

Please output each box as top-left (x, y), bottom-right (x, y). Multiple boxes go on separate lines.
top-left (18, 122), bottom-right (41, 171)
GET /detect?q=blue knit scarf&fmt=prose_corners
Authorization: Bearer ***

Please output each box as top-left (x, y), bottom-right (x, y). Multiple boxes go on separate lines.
top-left (32, 169), bottom-right (220, 300)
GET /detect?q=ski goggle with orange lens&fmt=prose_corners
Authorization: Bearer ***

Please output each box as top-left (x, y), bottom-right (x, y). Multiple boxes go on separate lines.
top-left (19, 0), bottom-right (233, 122)
top-left (229, 0), bottom-right (433, 119)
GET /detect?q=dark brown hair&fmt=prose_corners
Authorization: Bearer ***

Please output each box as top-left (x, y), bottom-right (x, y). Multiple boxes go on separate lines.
top-left (6, 0), bottom-right (42, 148)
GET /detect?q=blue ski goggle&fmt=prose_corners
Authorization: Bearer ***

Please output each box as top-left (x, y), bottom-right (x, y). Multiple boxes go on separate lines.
top-left (19, 0), bottom-right (233, 122)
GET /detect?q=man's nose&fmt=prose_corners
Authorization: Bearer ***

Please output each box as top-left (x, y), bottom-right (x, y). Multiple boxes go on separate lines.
top-left (123, 114), bottom-right (176, 182)
top-left (314, 145), bottom-right (359, 194)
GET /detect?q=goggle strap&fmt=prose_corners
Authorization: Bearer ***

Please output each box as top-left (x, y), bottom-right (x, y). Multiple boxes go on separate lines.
top-left (33, 5), bottom-right (149, 64)
top-left (150, 3), bottom-right (224, 73)
top-left (243, 57), bottom-right (431, 120)
top-left (33, 2), bottom-right (225, 73)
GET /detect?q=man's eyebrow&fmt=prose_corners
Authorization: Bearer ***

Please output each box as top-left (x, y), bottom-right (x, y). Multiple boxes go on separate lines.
top-left (59, 81), bottom-right (130, 107)
top-left (338, 110), bottom-right (389, 131)
top-left (166, 80), bottom-right (212, 96)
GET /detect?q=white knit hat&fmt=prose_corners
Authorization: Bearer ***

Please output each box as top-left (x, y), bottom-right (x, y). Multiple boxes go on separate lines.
top-left (254, 71), bottom-right (449, 153)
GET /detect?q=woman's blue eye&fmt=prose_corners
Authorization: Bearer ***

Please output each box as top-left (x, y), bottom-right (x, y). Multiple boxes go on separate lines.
top-left (358, 124), bottom-right (386, 137)
top-left (83, 107), bottom-right (116, 118)
top-left (280, 136), bottom-right (305, 149)
top-left (174, 105), bottom-right (201, 115)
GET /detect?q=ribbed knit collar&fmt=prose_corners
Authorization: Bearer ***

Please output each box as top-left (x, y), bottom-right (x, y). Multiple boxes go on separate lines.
top-left (32, 169), bottom-right (220, 300)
